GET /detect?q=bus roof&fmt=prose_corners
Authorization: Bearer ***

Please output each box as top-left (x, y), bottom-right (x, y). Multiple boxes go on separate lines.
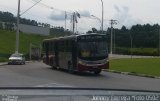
top-left (43, 33), bottom-right (106, 42)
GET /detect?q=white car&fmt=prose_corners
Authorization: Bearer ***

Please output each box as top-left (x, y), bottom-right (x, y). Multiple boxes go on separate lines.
top-left (8, 53), bottom-right (25, 65)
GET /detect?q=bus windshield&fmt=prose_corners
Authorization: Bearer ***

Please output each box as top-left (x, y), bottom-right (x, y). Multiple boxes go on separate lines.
top-left (78, 41), bottom-right (108, 60)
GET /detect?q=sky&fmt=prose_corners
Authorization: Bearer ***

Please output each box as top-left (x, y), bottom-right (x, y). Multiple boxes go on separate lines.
top-left (0, 0), bottom-right (160, 32)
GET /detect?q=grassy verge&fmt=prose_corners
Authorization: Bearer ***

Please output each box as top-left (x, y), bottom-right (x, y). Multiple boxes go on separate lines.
top-left (0, 29), bottom-right (53, 62)
top-left (116, 47), bottom-right (158, 56)
top-left (110, 58), bottom-right (160, 77)
top-left (0, 57), bottom-right (8, 62)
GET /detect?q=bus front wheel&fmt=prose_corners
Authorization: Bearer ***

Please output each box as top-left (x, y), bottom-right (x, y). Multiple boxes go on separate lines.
top-left (94, 69), bottom-right (101, 74)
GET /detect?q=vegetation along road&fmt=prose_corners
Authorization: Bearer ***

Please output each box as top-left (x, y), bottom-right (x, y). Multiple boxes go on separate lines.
top-left (108, 54), bottom-right (160, 77)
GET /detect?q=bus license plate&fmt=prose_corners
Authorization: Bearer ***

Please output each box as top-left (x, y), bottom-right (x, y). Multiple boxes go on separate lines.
top-left (93, 66), bottom-right (98, 68)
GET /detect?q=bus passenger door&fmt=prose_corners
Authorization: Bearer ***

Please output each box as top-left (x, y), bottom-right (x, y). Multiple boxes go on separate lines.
top-left (72, 40), bottom-right (77, 70)
top-left (55, 42), bottom-right (59, 68)
top-left (45, 43), bottom-right (49, 65)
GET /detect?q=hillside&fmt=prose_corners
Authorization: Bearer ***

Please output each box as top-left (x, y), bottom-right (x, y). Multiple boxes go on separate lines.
top-left (0, 11), bottom-right (72, 36)
top-left (0, 29), bottom-right (49, 60)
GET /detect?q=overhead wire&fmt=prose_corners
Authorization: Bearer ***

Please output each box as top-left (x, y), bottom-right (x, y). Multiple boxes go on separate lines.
top-left (20, 0), bottom-right (43, 16)
top-left (26, 0), bottom-right (106, 26)
top-left (25, 0), bottom-right (102, 32)
top-left (30, 0), bottom-right (72, 15)
top-left (0, 0), bottom-right (45, 19)
top-left (27, 0), bottom-right (94, 18)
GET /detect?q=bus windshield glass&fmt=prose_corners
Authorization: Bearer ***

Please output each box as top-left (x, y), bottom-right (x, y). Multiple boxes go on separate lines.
top-left (78, 41), bottom-right (108, 60)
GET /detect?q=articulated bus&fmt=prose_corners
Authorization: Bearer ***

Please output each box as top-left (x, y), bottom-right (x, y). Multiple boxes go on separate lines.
top-left (42, 33), bottom-right (109, 74)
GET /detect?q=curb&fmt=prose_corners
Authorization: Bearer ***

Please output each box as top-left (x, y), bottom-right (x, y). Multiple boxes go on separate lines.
top-left (0, 62), bottom-right (7, 66)
top-left (0, 61), bottom-right (33, 66)
top-left (0, 63), bottom-right (7, 66)
top-left (26, 61), bottom-right (33, 63)
top-left (103, 69), bottom-right (160, 79)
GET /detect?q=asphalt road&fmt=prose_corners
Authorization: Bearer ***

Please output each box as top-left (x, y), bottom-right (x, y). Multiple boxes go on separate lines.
top-left (0, 62), bottom-right (160, 91)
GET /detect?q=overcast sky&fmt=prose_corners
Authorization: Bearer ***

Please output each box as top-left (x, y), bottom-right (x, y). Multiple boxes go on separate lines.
top-left (0, 0), bottom-right (160, 32)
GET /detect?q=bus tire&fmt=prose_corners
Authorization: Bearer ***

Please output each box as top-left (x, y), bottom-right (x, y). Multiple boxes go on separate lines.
top-left (94, 69), bottom-right (101, 74)
top-left (52, 66), bottom-right (57, 70)
top-left (56, 66), bottom-right (60, 70)
top-left (68, 61), bottom-right (74, 73)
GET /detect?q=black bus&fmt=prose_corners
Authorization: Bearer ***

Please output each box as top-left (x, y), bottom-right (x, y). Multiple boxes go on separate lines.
top-left (42, 33), bottom-right (109, 74)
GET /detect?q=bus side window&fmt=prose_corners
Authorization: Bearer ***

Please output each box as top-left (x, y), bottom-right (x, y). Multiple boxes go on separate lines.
top-left (66, 40), bottom-right (69, 52)
top-left (59, 41), bottom-right (65, 52)
top-left (49, 41), bottom-right (54, 53)
top-left (68, 40), bottom-right (71, 52)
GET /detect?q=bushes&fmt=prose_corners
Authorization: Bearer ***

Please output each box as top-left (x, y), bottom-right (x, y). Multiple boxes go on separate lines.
top-left (115, 47), bottom-right (159, 56)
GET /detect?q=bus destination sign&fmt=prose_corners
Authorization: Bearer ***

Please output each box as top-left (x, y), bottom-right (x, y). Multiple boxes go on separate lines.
top-left (78, 35), bottom-right (106, 40)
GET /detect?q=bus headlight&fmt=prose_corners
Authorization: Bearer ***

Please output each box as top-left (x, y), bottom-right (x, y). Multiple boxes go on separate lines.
top-left (78, 60), bottom-right (85, 65)
top-left (78, 60), bottom-right (89, 66)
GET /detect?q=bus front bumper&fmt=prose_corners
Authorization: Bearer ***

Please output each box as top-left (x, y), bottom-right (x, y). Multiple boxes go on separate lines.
top-left (77, 62), bottom-right (109, 72)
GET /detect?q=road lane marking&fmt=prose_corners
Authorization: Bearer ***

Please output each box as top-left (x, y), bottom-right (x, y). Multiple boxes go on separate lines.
top-left (34, 83), bottom-right (74, 87)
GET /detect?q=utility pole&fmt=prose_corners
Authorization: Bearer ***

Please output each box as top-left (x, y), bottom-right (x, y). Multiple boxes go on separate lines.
top-left (76, 22), bottom-right (78, 33)
top-left (113, 29), bottom-right (116, 53)
top-left (65, 11), bottom-right (67, 31)
top-left (15, 0), bottom-right (42, 54)
top-left (109, 19), bottom-right (117, 55)
top-left (129, 30), bottom-right (133, 59)
top-left (15, 0), bottom-right (20, 54)
top-left (72, 12), bottom-right (75, 34)
top-left (39, 43), bottom-right (42, 60)
top-left (71, 12), bottom-right (80, 34)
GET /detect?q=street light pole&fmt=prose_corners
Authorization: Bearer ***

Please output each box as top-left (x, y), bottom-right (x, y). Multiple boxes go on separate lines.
top-left (158, 27), bottom-right (160, 56)
top-left (100, 0), bottom-right (104, 34)
top-left (110, 25), bottom-right (113, 55)
top-left (109, 19), bottom-right (117, 55)
top-left (15, 0), bottom-right (20, 54)
top-left (65, 11), bottom-right (67, 31)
